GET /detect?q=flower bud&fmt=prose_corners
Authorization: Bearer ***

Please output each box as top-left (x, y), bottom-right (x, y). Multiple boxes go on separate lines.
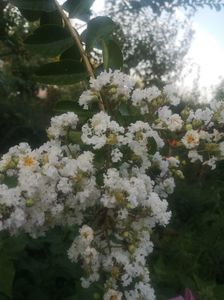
top-left (175, 170), bottom-right (184, 179)
top-left (204, 143), bottom-right (219, 154)
top-left (181, 108), bottom-right (190, 119)
top-left (122, 231), bottom-right (129, 238)
top-left (25, 198), bottom-right (34, 208)
top-left (114, 191), bottom-right (125, 204)
top-left (192, 119), bottom-right (202, 128)
top-left (93, 293), bottom-right (100, 299)
top-left (111, 266), bottom-right (120, 278)
top-left (108, 87), bottom-right (118, 95)
top-left (106, 133), bottom-right (118, 145)
top-left (128, 244), bottom-right (136, 254)
top-left (185, 124), bottom-right (192, 131)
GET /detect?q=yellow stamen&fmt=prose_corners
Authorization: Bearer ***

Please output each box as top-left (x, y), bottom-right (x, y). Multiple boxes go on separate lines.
top-left (23, 156), bottom-right (35, 167)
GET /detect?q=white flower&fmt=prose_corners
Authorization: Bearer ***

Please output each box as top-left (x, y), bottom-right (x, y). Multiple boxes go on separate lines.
top-left (47, 112), bottom-right (79, 139)
top-left (79, 90), bottom-right (96, 109)
top-left (194, 108), bottom-right (213, 125)
top-left (167, 114), bottom-right (183, 131)
top-left (79, 225), bottom-right (94, 244)
top-left (182, 130), bottom-right (200, 149)
top-left (104, 289), bottom-right (123, 300)
top-left (132, 86), bottom-right (160, 114)
top-left (111, 148), bottom-right (123, 162)
top-left (188, 150), bottom-right (203, 163)
top-left (81, 112), bottom-right (124, 149)
top-left (164, 84), bottom-right (180, 106)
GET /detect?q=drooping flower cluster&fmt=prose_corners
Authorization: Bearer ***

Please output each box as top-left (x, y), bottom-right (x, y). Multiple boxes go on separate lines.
top-left (1, 70), bottom-right (224, 299)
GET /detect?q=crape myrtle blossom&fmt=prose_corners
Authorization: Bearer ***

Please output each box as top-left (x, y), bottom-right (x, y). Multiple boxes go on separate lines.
top-left (1, 71), bottom-right (224, 299)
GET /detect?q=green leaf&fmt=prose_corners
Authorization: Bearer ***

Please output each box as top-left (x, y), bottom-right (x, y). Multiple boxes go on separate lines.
top-left (54, 101), bottom-right (92, 122)
top-left (85, 16), bottom-right (116, 52)
top-left (0, 253), bottom-right (15, 297)
top-left (60, 45), bottom-right (81, 61)
top-left (118, 102), bottom-right (129, 116)
top-left (148, 137), bottom-right (157, 155)
top-left (35, 60), bottom-right (87, 85)
top-left (68, 131), bottom-right (82, 144)
top-left (19, 9), bottom-right (41, 21)
top-left (102, 39), bottom-right (123, 70)
top-left (9, 0), bottom-right (56, 12)
top-left (24, 25), bottom-right (73, 58)
top-left (63, 0), bottom-right (95, 19)
top-left (40, 10), bottom-right (63, 26)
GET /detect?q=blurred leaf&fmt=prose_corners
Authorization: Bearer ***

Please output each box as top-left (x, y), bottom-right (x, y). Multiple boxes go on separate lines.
top-left (0, 253), bottom-right (15, 297)
top-left (102, 39), bottom-right (123, 70)
top-left (85, 16), bottom-right (116, 52)
top-left (40, 10), bottom-right (63, 26)
top-left (148, 137), bottom-right (157, 155)
top-left (63, 0), bottom-right (95, 19)
top-left (19, 9), bottom-right (41, 21)
top-left (54, 101), bottom-right (92, 122)
top-left (68, 131), bottom-right (82, 144)
top-left (9, 0), bottom-right (56, 12)
top-left (35, 60), bottom-right (87, 85)
top-left (118, 103), bottom-right (129, 116)
top-left (25, 25), bottom-right (73, 57)
top-left (60, 45), bottom-right (81, 61)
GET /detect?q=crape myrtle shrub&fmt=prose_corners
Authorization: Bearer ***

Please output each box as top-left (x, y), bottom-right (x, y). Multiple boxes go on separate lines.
top-left (0, 0), bottom-right (224, 300)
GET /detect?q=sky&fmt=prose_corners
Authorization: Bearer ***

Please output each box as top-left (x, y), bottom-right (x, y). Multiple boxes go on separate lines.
top-left (183, 7), bottom-right (224, 98)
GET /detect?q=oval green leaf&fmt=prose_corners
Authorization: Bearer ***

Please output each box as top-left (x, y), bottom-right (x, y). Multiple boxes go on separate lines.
top-left (9, 0), bottom-right (56, 12)
top-left (25, 25), bottom-right (73, 57)
top-left (85, 16), bottom-right (116, 52)
top-left (102, 39), bottom-right (123, 70)
top-left (63, 0), bottom-right (94, 19)
top-left (35, 60), bottom-right (87, 85)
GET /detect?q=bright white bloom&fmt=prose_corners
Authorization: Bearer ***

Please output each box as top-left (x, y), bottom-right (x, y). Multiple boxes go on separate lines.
top-left (166, 114), bottom-right (183, 131)
top-left (47, 112), bottom-right (79, 139)
top-left (163, 84), bottom-right (180, 106)
top-left (182, 130), bottom-right (200, 149)
top-left (79, 225), bottom-right (94, 244)
top-left (132, 86), bottom-right (160, 114)
top-left (188, 150), bottom-right (203, 163)
top-left (104, 289), bottom-right (123, 300)
top-left (82, 112), bottom-right (124, 149)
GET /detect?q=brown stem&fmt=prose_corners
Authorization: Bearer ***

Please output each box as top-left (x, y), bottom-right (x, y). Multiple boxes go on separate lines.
top-left (54, 0), bottom-right (105, 111)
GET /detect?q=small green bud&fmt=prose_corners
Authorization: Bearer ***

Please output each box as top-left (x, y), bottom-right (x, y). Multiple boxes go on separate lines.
top-left (181, 109), bottom-right (190, 119)
top-left (128, 244), bottom-right (136, 254)
top-left (185, 124), bottom-right (193, 131)
top-left (119, 95), bottom-right (128, 102)
top-left (122, 231), bottom-right (129, 238)
top-left (175, 170), bottom-right (184, 179)
top-left (111, 265), bottom-right (120, 278)
top-left (25, 198), bottom-right (34, 208)
top-left (192, 119), bottom-right (202, 128)
top-left (108, 87), bottom-right (118, 95)
top-left (93, 293), bottom-right (101, 299)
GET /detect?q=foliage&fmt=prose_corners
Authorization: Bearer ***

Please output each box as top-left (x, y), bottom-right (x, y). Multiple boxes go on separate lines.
top-left (126, 0), bottom-right (224, 14)
top-left (105, 0), bottom-right (193, 86)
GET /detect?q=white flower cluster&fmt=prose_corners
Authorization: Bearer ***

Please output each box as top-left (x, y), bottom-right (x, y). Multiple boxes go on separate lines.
top-left (155, 100), bottom-right (224, 170)
top-left (1, 71), bottom-right (224, 299)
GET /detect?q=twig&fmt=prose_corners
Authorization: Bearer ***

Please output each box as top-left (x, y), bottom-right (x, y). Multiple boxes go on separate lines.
top-left (54, 0), bottom-right (105, 111)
